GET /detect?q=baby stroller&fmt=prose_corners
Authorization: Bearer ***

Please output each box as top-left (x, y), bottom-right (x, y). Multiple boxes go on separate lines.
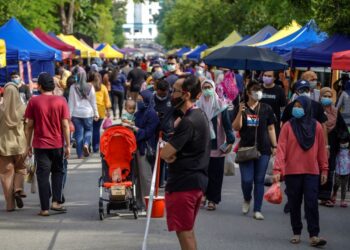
top-left (98, 125), bottom-right (138, 220)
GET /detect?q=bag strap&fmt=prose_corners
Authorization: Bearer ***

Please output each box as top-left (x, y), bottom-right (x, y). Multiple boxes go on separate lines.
top-left (254, 104), bottom-right (260, 146)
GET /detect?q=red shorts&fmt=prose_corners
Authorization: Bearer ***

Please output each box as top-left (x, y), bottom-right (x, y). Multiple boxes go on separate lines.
top-left (165, 189), bottom-right (203, 232)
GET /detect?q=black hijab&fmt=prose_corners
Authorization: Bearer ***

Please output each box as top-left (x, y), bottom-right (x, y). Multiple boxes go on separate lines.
top-left (290, 96), bottom-right (317, 151)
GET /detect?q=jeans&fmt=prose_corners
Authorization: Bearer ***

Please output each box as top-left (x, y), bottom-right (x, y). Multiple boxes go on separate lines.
top-left (111, 90), bottom-right (124, 118)
top-left (72, 117), bottom-right (93, 158)
top-left (239, 154), bottom-right (270, 212)
top-left (34, 148), bottom-right (64, 211)
top-left (92, 119), bottom-right (104, 153)
top-left (285, 174), bottom-right (320, 237)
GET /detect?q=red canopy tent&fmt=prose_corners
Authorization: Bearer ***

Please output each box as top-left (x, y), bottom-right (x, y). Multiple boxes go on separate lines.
top-left (331, 50), bottom-right (350, 70)
top-left (32, 28), bottom-right (76, 59)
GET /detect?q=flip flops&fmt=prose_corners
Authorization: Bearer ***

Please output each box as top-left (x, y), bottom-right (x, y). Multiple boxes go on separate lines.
top-left (290, 235), bottom-right (301, 244)
top-left (38, 210), bottom-right (50, 216)
top-left (51, 205), bottom-right (67, 212)
top-left (207, 201), bottom-right (216, 211)
top-left (14, 192), bottom-right (24, 209)
top-left (340, 201), bottom-right (348, 208)
top-left (310, 237), bottom-right (327, 247)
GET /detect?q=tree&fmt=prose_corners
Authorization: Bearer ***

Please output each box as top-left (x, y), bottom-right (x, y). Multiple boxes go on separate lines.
top-left (58, 0), bottom-right (76, 34)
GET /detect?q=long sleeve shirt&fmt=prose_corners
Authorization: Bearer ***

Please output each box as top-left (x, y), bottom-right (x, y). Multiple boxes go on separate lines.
top-left (68, 85), bottom-right (98, 118)
top-left (273, 121), bottom-right (328, 177)
top-left (95, 84), bottom-right (111, 119)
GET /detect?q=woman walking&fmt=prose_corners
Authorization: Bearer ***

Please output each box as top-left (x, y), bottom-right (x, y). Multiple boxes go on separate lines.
top-left (0, 83), bottom-right (27, 211)
top-left (197, 79), bottom-right (235, 211)
top-left (89, 72), bottom-right (111, 153)
top-left (232, 80), bottom-right (277, 220)
top-left (110, 67), bottom-right (126, 120)
top-left (69, 67), bottom-right (99, 158)
top-left (273, 96), bottom-right (328, 247)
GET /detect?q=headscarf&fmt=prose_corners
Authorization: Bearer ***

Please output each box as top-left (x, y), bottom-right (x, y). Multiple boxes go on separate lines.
top-left (135, 89), bottom-right (155, 126)
top-left (74, 66), bottom-right (92, 99)
top-left (197, 79), bottom-right (227, 139)
top-left (345, 80), bottom-right (350, 96)
top-left (290, 96), bottom-right (317, 151)
top-left (320, 87), bottom-right (338, 132)
top-left (0, 83), bottom-right (26, 128)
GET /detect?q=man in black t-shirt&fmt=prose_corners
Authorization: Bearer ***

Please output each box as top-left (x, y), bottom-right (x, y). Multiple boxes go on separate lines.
top-left (161, 75), bottom-right (210, 250)
top-left (126, 61), bottom-right (146, 100)
top-left (260, 71), bottom-right (287, 138)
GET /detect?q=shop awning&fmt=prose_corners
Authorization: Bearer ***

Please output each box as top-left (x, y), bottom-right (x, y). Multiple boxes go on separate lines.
top-left (57, 34), bottom-right (100, 58)
top-left (0, 39), bottom-right (6, 68)
top-left (332, 50), bottom-right (350, 71)
top-left (97, 43), bottom-right (123, 59)
top-left (236, 25), bottom-right (277, 46)
top-left (201, 30), bottom-right (241, 58)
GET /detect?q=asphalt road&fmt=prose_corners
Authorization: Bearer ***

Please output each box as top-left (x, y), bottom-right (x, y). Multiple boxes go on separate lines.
top-left (0, 151), bottom-right (349, 250)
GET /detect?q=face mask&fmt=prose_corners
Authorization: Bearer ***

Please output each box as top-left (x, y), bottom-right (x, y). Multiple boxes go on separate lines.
top-left (251, 91), bottom-right (263, 101)
top-left (292, 107), bottom-right (305, 119)
top-left (12, 78), bottom-right (20, 85)
top-left (299, 92), bottom-right (311, 98)
top-left (340, 143), bottom-right (349, 148)
top-left (309, 80), bottom-right (317, 89)
top-left (263, 76), bottom-right (274, 85)
top-left (156, 94), bottom-right (168, 101)
top-left (171, 96), bottom-right (185, 109)
top-left (203, 89), bottom-right (214, 97)
top-left (137, 101), bottom-right (146, 111)
top-left (320, 97), bottom-right (332, 106)
top-left (167, 64), bottom-right (176, 72)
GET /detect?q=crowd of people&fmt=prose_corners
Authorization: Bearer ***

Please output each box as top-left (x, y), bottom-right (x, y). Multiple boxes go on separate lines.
top-left (0, 54), bottom-right (350, 249)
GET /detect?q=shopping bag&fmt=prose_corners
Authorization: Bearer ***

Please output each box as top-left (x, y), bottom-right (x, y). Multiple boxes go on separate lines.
top-left (224, 152), bottom-right (235, 176)
top-left (102, 117), bottom-right (113, 129)
top-left (25, 156), bottom-right (35, 183)
top-left (264, 157), bottom-right (274, 186)
top-left (264, 182), bottom-right (283, 204)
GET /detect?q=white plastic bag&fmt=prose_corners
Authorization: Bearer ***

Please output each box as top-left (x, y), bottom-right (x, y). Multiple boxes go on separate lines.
top-left (264, 156), bottom-right (275, 186)
top-left (224, 152), bottom-right (235, 176)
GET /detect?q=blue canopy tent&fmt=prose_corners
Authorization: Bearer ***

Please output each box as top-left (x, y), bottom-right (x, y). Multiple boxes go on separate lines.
top-left (261, 20), bottom-right (327, 55)
top-left (176, 47), bottom-right (191, 57)
top-left (186, 44), bottom-right (208, 61)
top-left (95, 43), bottom-right (105, 51)
top-left (283, 34), bottom-right (350, 67)
top-left (0, 18), bottom-right (58, 83)
top-left (236, 25), bottom-right (277, 46)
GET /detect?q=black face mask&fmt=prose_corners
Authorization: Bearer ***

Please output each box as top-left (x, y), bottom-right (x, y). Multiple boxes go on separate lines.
top-left (171, 96), bottom-right (185, 109)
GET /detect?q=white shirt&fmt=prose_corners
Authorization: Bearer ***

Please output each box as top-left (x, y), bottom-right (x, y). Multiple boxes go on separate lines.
top-left (68, 84), bottom-right (99, 118)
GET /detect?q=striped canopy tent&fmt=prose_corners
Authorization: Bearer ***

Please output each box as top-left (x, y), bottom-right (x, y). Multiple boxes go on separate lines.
top-left (57, 34), bottom-right (100, 58)
top-left (0, 39), bottom-right (6, 68)
top-left (236, 25), bottom-right (277, 46)
top-left (250, 20), bottom-right (302, 47)
top-left (96, 43), bottom-right (123, 58)
top-left (201, 30), bottom-right (242, 58)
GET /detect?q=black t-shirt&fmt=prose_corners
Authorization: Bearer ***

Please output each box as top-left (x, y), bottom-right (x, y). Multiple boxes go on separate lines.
top-left (166, 108), bottom-right (210, 193)
top-left (233, 103), bottom-right (276, 155)
top-left (261, 85), bottom-right (287, 123)
top-left (154, 95), bottom-right (175, 136)
top-left (127, 68), bottom-right (146, 92)
top-left (281, 99), bottom-right (328, 124)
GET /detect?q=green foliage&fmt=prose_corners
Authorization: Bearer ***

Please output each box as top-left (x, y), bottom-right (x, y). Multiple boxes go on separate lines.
top-left (112, 0), bottom-right (127, 47)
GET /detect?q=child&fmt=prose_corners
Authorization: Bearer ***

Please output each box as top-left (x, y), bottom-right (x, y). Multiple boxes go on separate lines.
top-left (332, 138), bottom-right (350, 207)
top-left (122, 99), bottom-right (136, 125)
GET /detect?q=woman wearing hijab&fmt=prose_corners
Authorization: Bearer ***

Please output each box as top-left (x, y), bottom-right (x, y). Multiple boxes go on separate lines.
top-left (131, 90), bottom-right (159, 209)
top-left (68, 66), bottom-right (99, 158)
top-left (0, 83), bottom-right (27, 211)
top-left (318, 87), bottom-right (349, 207)
top-left (273, 96), bottom-right (328, 247)
top-left (336, 80), bottom-right (350, 128)
top-left (197, 79), bottom-right (234, 211)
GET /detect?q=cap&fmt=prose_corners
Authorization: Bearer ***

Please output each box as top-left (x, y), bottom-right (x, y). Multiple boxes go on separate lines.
top-left (294, 79), bottom-right (310, 91)
top-left (152, 71), bottom-right (165, 80)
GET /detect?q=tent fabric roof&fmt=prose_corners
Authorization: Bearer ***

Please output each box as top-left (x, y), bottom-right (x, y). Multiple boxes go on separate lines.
top-left (33, 28), bottom-right (75, 53)
top-left (236, 25), bottom-right (277, 46)
top-left (176, 47), bottom-right (191, 57)
top-left (99, 43), bottom-right (123, 59)
top-left (95, 43), bottom-right (105, 51)
top-left (263, 20), bottom-right (327, 55)
top-left (185, 44), bottom-right (208, 61)
top-left (332, 50), bottom-right (350, 70)
top-left (251, 20), bottom-right (301, 47)
top-left (0, 39), bottom-right (6, 67)
top-left (283, 34), bottom-right (350, 67)
top-left (0, 18), bottom-right (58, 61)
top-left (57, 34), bottom-right (100, 58)
top-left (201, 30), bottom-right (242, 58)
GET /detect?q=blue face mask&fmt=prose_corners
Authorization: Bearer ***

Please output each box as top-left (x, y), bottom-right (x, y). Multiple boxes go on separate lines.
top-left (12, 78), bottom-right (20, 85)
top-left (203, 89), bottom-right (214, 97)
top-left (292, 107), bottom-right (305, 119)
top-left (320, 97), bottom-right (332, 106)
top-left (137, 101), bottom-right (146, 111)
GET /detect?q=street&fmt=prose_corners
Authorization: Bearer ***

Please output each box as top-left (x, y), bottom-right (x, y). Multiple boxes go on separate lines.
top-left (0, 152), bottom-right (349, 250)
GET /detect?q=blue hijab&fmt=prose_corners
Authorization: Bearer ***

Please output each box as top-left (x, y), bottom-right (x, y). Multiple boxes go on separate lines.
top-left (290, 96), bottom-right (317, 151)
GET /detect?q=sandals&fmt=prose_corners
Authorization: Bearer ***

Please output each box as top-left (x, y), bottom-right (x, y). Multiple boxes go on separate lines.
top-left (14, 192), bottom-right (24, 209)
top-left (38, 210), bottom-right (50, 216)
top-left (207, 201), bottom-right (216, 211)
top-left (340, 201), bottom-right (348, 208)
top-left (51, 205), bottom-right (67, 212)
top-left (310, 237), bottom-right (327, 247)
top-left (290, 235), bottom-right (301, 244)
top-left (320, 200), bottom-right (334, 207)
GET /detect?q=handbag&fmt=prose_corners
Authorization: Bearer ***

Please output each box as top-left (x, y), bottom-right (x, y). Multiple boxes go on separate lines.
top-left (235, 104), bottom-right (261, 163)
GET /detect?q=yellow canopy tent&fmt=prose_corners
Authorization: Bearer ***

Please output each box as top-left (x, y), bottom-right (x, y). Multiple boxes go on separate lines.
top-left (167, 48), bottom-right (179, 55)
top-left (99, 43), bottom-right (123, 59)
top-left (0, 39), bottom-right (6, 68)
top-left (250, 20), bottom-right (301, 47)
top-left (201, 30), bottom-right (242, 58)
top-left (57, 34), bottom-right (100, 58)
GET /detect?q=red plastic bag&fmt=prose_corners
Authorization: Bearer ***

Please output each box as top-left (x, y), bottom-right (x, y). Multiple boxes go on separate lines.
top-left (264, 182), bottom-right (283, 204)
top-left (102, 117), bottom-right (113, 130)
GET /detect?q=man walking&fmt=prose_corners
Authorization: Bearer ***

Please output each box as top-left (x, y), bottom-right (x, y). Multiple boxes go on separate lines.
top-left (161, 75), bottom-right (210, 250)
top-left (127, 61), bottom-right (147, 101)
top-left (25, 73), bottom-right (71, 216)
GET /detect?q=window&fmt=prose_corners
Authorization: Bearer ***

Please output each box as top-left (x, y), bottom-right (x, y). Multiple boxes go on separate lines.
top-left (149, 28), bottom-right (153, 35)
top-left (149, 9), bottom-right (152, 15)
top-left (149, 18), bottom-right (153, 24)
top-left (123, 28), bottom-right (131, 33)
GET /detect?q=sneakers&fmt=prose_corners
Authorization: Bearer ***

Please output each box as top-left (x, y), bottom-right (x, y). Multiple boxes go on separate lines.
top-left (253, 212), bottom-right (264, 220)
top-left (83, 145), bottom-right (90, 157)
top-left (242, 201), bottom-right (250, 214)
